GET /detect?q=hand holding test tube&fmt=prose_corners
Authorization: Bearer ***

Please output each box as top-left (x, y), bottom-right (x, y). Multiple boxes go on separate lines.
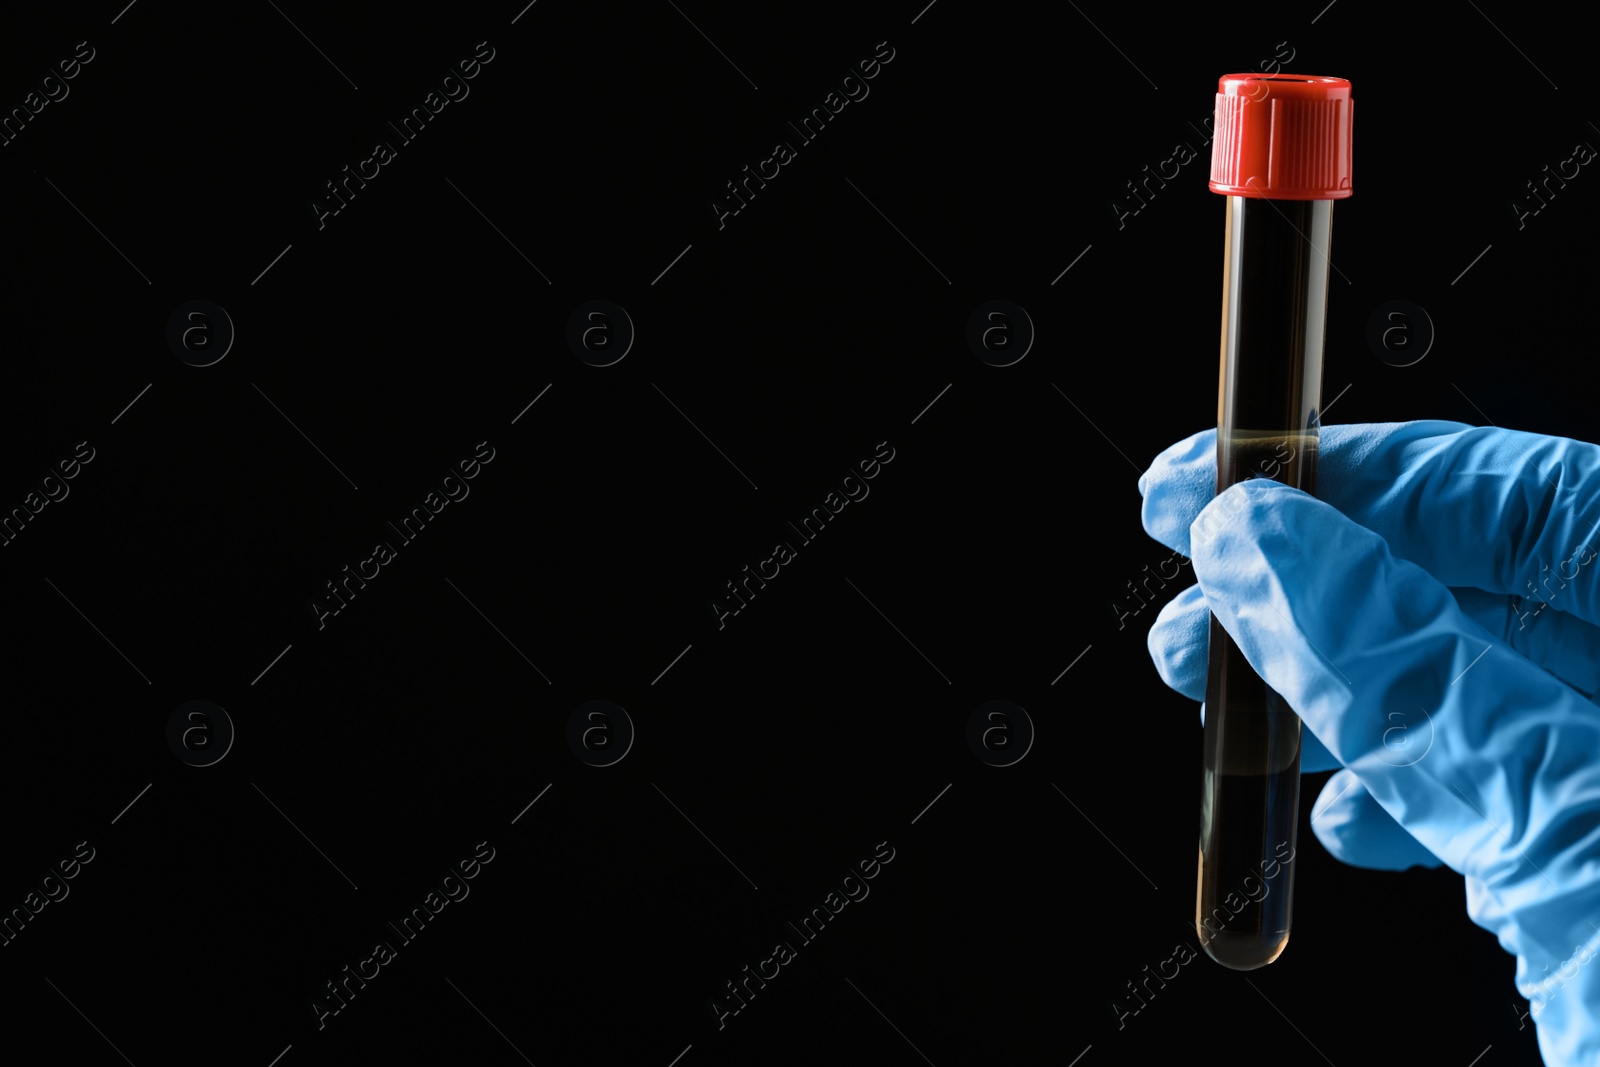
top-left (1139, 66), bottom-right (1600, 1067)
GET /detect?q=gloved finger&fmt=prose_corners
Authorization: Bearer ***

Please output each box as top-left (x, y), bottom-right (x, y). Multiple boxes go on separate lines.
top-left (1147, 584), bottom-right (1208, 701)
top-left (1308, 769), bottom-right (1443, 871)
top-left (1151, 581), bottom-right (1600, 711)
top-left (1146, 585), bottom-right (1340, 772)
top-left (1192, 478), bottom-right (1600, 973)
top-left (1141, 422), bottom-right (1600, 630)
top-left (1451, 587), bottom-right (1600, 699)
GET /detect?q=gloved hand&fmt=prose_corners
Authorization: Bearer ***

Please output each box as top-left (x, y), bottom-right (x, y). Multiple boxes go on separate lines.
top-left (1139, 420), bottom-right (1600, 1067)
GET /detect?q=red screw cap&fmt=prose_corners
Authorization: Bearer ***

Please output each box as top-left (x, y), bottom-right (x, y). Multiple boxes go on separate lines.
top-left (1209, 74), bottom-right (1352, 199)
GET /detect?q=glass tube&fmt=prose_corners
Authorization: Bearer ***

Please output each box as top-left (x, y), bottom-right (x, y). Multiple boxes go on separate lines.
top-left (1195, 194), bottom-right (1332, 969)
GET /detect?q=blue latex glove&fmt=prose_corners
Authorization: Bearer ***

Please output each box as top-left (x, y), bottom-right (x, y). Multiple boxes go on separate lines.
top-left (1139, 420), bottom-right (1600, 1067)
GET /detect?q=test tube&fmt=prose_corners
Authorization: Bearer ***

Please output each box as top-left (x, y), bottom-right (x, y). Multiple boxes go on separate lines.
top-left (1195, 73), bottom-right (1353, 970)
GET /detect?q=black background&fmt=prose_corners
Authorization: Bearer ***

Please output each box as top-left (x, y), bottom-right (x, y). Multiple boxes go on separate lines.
top-left (0, 2), bottom-right (1588, 1064)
